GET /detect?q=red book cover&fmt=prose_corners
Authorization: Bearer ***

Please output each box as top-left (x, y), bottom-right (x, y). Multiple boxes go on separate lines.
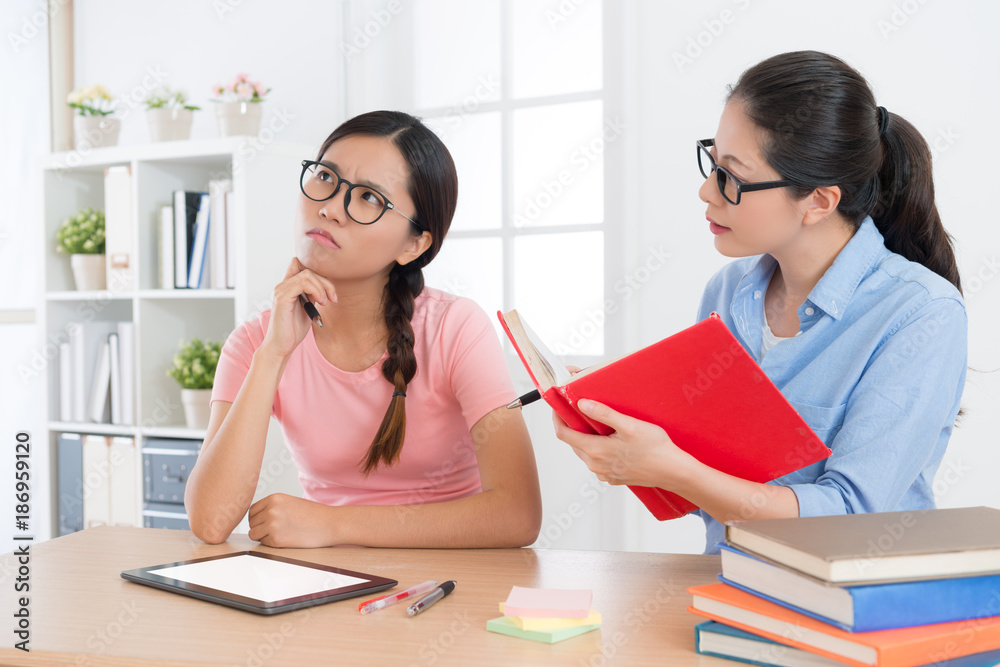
top-left (498, 310), bottom-right (830, 521)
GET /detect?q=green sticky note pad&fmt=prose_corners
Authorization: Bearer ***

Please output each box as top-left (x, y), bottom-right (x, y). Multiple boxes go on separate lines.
top-left (486, 616), bottom-right (600, 644)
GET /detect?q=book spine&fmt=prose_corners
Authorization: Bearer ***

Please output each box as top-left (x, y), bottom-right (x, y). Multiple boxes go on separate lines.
top-left (108, 333), bottom-right (121, 425)
top-left (173, 191), bottom-right (187, 288)
top-left (103, 166), bottom-right (134, 292)
top-left (108, 437), bottom-right (137, 526)
top-left (850, 575), bottom-right (1000, 632)
top-left (82, 435), bottom-right (110, 528)
top-left (59, 342), bottom-right (72, 421)
top-left (159, 205), bottom-right (174, 290)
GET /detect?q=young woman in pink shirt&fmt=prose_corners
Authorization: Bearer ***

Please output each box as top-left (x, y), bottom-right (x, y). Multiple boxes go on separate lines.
top-left (185, 111), bottom-right (542, 548)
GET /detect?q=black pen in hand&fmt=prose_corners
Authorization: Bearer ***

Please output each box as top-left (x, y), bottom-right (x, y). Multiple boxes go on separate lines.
top-left (298, 294), bottom-right (323, 328)
top-left (507, 389), bottom-right (541, 410)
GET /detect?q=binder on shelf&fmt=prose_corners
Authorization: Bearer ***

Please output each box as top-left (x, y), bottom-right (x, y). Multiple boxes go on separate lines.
top-left (69, 322), bottom-right (85, 422)
top-left (173, 190), bottom-right (203, 289)
top-left (57, 433), bottom-right (84, 536)
top-left (209, 179), bottom-right (232, 289)
top-left (82, 435), bottom-right (111, 528)
top-left (109, 437), bottom-right (137, 526)
top-left (59, 342), bottom-right (72, 421)
top-left (159, 204), bottom-right (174, 290)
top-left (187, 193), bottom-right (211, 289)
top-left (104, 165), bottom-right (134, 292)
top-left (108, 333), bottom-right (122, 425)
top-left (117, 321), bottom-right (135, 425)
top-left (225, 190), bottom-right (236, 289)
top-left (87, 340), bottom-right (111, 424)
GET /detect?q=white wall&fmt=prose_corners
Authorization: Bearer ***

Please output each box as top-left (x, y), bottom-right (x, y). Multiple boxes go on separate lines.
top-left (73, 0), bottom-right (347, 150)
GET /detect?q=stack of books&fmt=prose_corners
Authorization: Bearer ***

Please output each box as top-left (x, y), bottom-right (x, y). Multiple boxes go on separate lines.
top-left (159, 180), bottom-right (234, 290)
top-left (487, 586), bottom-right (601, 644)
top-left (688, 507), bottom-right (1000, 667)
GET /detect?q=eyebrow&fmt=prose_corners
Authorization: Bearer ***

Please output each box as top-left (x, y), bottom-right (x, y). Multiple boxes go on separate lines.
top-left (319, 160), bottom-right (389, 194)
top-left (718, 152), bottom-right (751, 171)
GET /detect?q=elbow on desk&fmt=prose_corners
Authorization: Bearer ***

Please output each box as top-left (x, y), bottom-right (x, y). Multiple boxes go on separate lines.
top-left (184, 491), bottom-right (235, 545)
top-left (186, 510), bottom-right (234, 545)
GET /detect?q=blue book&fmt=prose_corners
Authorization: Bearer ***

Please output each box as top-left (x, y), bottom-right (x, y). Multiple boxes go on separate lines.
top-left (720, 543), bottom-right (1000, 633)
top-left (695, 621), bottom-right (1000, 667)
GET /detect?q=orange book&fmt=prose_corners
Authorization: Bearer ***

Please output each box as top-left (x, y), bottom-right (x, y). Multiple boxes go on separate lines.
top-left (688, 582), bottom-right (1000, 667)
top-left (498, 310), bottom-right (831, 521)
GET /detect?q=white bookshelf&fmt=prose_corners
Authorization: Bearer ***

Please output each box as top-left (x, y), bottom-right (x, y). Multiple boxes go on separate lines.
top-left (40, 136), bottom-right (312, 538)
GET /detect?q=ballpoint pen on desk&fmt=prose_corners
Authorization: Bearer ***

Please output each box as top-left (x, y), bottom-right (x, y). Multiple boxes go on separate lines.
top-left (506, 389), bottom-right (541, 410)
top-left (359, 580), bottom-right (439, 615)
top-left (298, 294), bottom-right (324, 328)
top-left (406, 580), bottom-right (457, 616)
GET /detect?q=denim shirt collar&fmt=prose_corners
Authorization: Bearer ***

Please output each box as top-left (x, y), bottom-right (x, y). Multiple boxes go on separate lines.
top-left (736, 217), bottom-right (889, 322)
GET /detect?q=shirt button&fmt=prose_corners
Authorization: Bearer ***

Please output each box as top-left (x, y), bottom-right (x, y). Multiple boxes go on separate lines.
top-left (753, 290), bottom-right (762, 299)
top-left (804, 307), bottom-right (815, 316)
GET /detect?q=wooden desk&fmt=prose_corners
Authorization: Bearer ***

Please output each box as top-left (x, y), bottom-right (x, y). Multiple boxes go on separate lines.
top-left (0, 527), bottom-right (725, 666)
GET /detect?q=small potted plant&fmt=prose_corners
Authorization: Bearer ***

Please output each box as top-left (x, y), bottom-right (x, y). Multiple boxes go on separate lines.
top-left (67, 84), bottom-right (119, 151)
top-left (167, 337), bottom-right (222, 430)
top-left (56, 207), bottom-right (106, 291)
top-left (211, 73), bottom-right (270, 137)
top-left (144, 87), bottom-right (200, 142)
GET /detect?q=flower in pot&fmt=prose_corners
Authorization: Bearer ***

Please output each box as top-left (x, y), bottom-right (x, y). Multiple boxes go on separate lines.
top-left (211, 73), bottom-right (270, 137)
top-left (67, 84), bottom-right (120, 151)
top-left (144, 87), bottom-right (200, 142)
top-left (167, 337), bottom-right (222, 430)
top-left (56, 207), bottom-right (107, 291)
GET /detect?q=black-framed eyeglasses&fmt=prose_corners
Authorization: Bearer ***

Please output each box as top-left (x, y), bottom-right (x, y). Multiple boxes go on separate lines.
top-left (697, 139), bottom-right (792, 205)
top-left (299, 160), bottom-right (423, 230)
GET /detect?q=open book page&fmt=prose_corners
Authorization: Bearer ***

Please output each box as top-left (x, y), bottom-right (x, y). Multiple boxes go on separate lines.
top-left (501, 310), bottom-right (573, 390)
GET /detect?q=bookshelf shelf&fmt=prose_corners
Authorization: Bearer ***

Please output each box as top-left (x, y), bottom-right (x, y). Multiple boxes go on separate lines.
top-left (136, 289), bottom-right (236, 300)
top-left (46, 290), bottom-right (134, 302)
top-left (40, 137), bottom-right (312, 538)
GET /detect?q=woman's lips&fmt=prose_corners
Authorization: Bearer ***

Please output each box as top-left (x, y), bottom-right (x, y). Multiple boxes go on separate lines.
top-left (307, 229), bottom-right (339, 249)
top-left (708, 217), bottom-right (730, 235)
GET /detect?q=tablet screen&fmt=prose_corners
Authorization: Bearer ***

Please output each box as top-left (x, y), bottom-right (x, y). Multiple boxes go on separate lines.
top-left (148, 553), bottom-right (369, 603)
top-left (122, 551), bottom-right (397, 614)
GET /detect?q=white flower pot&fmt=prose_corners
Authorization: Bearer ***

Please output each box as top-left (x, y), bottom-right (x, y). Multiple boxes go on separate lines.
top-left (73, 116), bottom-right (120, 151)
top-left (147, 107), bottom-right (194, 142)
top-left (214, 101), bottom-right (263, 137)
top-left (180, 388), bottom-right (213, 430)
top-left (70, 253), bottom-right (106, 291)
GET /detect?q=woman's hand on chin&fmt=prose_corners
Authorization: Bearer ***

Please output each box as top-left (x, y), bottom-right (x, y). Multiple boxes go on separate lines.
top-left (260, 257), bottom-right (338, 361)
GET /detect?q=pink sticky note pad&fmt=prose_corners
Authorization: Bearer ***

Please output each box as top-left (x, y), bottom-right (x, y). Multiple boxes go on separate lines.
top-left (502, 586), bottom-right (593, 619)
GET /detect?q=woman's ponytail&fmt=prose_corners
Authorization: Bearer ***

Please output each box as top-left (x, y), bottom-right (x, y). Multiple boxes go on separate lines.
top-left (873, 111), bottom-right (962, 293)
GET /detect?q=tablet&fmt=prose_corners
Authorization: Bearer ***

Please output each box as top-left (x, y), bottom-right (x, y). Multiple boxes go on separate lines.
top-left (121, 551), bottom-right (397, 615)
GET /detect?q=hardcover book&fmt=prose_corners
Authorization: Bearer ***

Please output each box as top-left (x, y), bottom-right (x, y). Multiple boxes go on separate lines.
top-left (499, 309), bottom-right (831, 520)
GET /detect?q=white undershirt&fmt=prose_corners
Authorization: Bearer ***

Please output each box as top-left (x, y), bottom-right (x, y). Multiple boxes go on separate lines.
top-left (761, 319), bottom-right (801, 358)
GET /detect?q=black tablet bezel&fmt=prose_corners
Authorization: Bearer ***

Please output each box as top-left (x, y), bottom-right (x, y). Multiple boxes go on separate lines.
top-left (121, 550), bottom-right (397, 615)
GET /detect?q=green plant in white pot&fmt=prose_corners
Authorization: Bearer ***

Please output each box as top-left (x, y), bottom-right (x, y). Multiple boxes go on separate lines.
top-left (56, 207), bottom-right (106, 291)
top-left (67, 84), bottom-right (119, 151)
top-left (144, 88), bottom-right (200, 142)
top-left (167, 338), bottom-right (222, 430)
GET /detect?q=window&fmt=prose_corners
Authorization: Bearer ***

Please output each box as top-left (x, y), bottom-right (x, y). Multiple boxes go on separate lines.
top-left (402, 0), bottom-right (617, 360)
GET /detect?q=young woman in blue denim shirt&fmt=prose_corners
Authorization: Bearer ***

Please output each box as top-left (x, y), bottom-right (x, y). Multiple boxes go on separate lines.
top-left (554, 50), bottom-right (967, 553)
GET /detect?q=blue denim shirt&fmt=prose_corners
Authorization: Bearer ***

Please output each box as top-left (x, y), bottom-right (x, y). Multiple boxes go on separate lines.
top-left (695, 217), bottom-right (967, 554)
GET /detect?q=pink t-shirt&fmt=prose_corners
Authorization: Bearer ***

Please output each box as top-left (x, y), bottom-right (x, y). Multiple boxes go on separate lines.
top-left (211, 287), bottom-right (516, 507)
